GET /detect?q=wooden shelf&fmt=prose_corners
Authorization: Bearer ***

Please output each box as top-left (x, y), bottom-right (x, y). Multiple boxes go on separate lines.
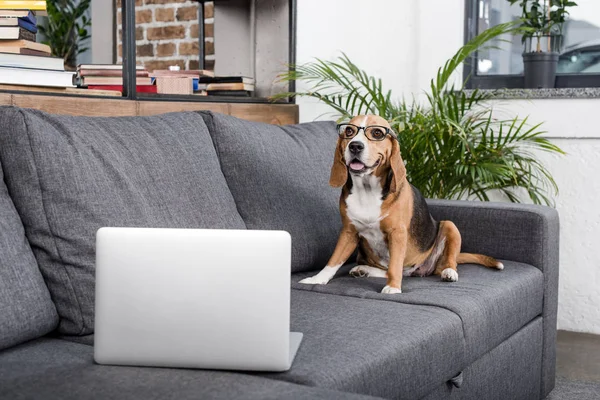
top-left (0, 93), bottom-right (299, 125)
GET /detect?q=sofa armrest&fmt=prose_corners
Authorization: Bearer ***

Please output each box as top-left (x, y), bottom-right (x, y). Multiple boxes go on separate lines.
top-left (427, 199), bottom-right (559, 398)
top-left (427, 199), bottom-right (559, 272)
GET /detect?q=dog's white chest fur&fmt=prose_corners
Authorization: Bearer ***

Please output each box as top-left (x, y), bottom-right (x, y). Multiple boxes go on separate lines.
top-left (345, 175), bottom-right (389, 266)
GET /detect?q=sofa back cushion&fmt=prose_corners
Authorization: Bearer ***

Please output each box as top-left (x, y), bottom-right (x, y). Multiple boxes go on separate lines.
top-left (0, 107), bottom-right (246, 336)
top-left (200, 111), bottom-right (341, 273)
top-left (0, 162), bottom-right (59, 350)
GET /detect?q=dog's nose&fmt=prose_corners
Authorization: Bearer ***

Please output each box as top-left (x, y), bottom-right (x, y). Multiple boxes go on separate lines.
top-left (349, 141), bottom-right (364, 154)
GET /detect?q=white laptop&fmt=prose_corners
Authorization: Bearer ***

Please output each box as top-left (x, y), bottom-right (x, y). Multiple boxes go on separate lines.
top-left (94, 227), bottom-right (302, 372)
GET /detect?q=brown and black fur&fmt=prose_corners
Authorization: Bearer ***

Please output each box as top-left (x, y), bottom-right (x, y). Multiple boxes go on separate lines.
top-left (299, 114), bottom-right (503, 293)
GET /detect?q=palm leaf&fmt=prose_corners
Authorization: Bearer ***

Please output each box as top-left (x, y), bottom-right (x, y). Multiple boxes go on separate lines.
top-left (276, 21), bottom-right (563, 206)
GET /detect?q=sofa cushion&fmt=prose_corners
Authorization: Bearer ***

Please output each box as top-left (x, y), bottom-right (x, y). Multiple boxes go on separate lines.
top-left (200, 111), bottom-right (340, 273)
top-left (262, 290), bottom-right (466, 399)
top-left (293, 261), bottom-right (543, 364)
top-left (0, 338), bottom-right (380, 400)
top-left (47, 290), bottom-right (466, 399)
top-left (0, 107), bottom-right (247, 336)
top-left (422, 318), bottom-right (543, 400)
top-left (0, 163), bottom-right (58, 350)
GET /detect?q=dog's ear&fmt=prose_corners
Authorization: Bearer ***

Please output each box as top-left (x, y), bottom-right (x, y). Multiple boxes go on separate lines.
top-left (329, 138), bottom-right (348, 187)
top-left (389, 139), bottom-right (406, 193)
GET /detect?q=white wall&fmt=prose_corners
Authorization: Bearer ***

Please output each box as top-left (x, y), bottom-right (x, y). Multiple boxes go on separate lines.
top-left (296, 0), bottom-right (418, 121)
top-left (297, 0), bottom-right (600, 334)
top-left (296, 0), bottom-right (464, 121)
top-left (496, 100), bottom-right (600, 334)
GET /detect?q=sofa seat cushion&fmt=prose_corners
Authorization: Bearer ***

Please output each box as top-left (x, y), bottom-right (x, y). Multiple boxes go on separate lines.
top-left (0, 107), bottom-right (247, 336)
top-left (53, 291), bottom-right (466, 399)
top-left (292, 261), bottom-right (543, 364)
top-left (0, 163), bottom-right (58, 350)
top-left (0, 338), bottom-right (379, 400)
top-left (199, 111), bottom-right (340, 273)
top-left (422, 318), bottom-right (543, 400)
top-left (261, 290), bottom-right (466, 400)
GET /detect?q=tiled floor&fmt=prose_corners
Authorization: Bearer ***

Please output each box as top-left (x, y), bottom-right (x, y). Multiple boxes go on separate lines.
top-left (557, 330), bottom-right (600, 382)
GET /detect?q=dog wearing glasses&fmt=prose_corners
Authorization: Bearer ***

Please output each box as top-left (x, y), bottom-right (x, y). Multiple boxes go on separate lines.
top-left (299, 114), bottom-right (503, 294)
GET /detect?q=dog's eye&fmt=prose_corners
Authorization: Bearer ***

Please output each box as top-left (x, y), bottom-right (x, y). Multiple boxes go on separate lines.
top-left (344, 127), bottom-right (355, 137)
top-left (370, 128), bottom-right (385, 139)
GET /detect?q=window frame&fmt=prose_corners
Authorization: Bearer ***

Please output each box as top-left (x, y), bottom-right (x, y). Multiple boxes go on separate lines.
top-left (463, 0), bottom-right (600, 89)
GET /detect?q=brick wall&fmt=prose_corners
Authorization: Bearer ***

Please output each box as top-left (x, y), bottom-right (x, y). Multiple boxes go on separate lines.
top-left (116, 0), bottom-right (214, 72)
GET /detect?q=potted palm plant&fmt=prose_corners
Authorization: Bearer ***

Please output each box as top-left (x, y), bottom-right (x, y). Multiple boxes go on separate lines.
top-left (509, 0), bottom-right (577, 88)
top-left (274, 22), bottom-right (564, 206)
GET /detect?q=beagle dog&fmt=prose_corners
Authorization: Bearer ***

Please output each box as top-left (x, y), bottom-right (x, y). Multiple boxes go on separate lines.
top-left (300, 114), bottom-right (503, 294)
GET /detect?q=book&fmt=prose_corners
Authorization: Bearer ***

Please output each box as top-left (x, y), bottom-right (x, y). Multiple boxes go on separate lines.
top-left (78, 64), bottom-right (145, 71)
top-left (0, 9), bottom-right (32, 18)
top-left (0, 26), bottom-right (35, 40)
top-left (0, 39), bottom-right (50, 54)
top-left (78, 69), bottom-right (149, 77)
top-left (206, 90), bottom-right (252, 97)
top-left (0, 52), bottom-right (63, 70)
top-left (199, 76), bottom-right (254, 84)
top-left (151, 69), bottom-right (214, 78)
top-left (80, 76), bottom-right (154, 86)
top-left (0, 83), bottom-right (122, 96)
top-left (0, 47), bottom-right (51, 56)
top-left (0, 66), bottom-right (74, 87)
top-left (87, 85), bottom-right (158, 94)
top-left (0, 1), bottom-right (46, 10)
top-left (205, 82), bottom-right (254, 91)
top-left (0, 17), bottom-right (38, 33)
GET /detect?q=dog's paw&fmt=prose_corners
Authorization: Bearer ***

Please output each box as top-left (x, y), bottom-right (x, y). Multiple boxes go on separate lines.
top-left (441, 268), bottom-right (459, 282)
top-left (349, 265), bottom-right (371, 278)
top-left (350, 265), bottom-right (387, 278)
top-left (298, 265), bottom-right (341, 285)
top-left (381, 285), bottom-right (402, 294)
top-left (298, 276), bottom-right (329, 285)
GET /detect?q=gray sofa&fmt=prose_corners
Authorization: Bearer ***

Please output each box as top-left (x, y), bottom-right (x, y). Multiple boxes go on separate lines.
top-left (0, 107), bottom-right (559, 400)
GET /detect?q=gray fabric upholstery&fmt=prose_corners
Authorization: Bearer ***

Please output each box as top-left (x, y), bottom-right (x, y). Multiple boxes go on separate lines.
top-left (427, 199), bottom-right (559, 398)
top-left (53, 290), bottom-right (466, 399)
top-left (0, 107), bottom-right (558, 399)
top-left (422, 317), bottom-right (543, 400)
top-left (0, 107), bottom-right (247, 336)
top-left (0, 163), bottom-right (58, 350)
top-left (200, 111), bottom-right (341, 273)
top-left (262, 290), bottom-right (465, 400)
top-left (293, 261), bottom-right (543, 364)
top-left (0, 338), bottom-right (380, 400)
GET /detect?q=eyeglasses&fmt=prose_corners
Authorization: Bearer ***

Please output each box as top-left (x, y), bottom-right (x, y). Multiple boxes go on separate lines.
top-left (336, 123), bottom-right (393, 141)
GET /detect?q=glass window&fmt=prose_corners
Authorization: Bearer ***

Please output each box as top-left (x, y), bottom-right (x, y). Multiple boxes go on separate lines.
top-left (468, 0), bottom-right (600, 87)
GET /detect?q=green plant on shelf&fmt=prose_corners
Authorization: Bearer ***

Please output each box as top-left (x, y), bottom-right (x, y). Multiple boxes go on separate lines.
top-left (38, 0), bottom-right (92, 70)
top-left (275, 22), bottom-right (564, 206)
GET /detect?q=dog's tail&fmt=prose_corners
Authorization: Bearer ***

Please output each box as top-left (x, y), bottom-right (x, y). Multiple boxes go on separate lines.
top-left (457, 253), bottom-right (504, 270)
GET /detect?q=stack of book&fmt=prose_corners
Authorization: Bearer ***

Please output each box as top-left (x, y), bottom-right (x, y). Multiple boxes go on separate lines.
top-left (0, 1), bottom-right (76, 89)
top-left (76, 64), bottom-right (157, 94)
top-left (199, 76), bottom-right (255, 97)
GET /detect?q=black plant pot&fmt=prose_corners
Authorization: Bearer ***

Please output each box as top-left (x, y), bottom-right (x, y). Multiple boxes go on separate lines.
top-left (523, 52), bottom-right (559, 89)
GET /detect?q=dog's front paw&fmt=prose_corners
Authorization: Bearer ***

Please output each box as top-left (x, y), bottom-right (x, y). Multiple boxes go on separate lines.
top-left (381, 285), bottom-right (402, 294)
top-left (349, 265), bottom-right (369, 277)
top-left (298, 265), bottom-right (340, 285)
top-left (299, 276), bottom-right (329, 285)
top-left (441, 268), bottom-right (458, 282)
